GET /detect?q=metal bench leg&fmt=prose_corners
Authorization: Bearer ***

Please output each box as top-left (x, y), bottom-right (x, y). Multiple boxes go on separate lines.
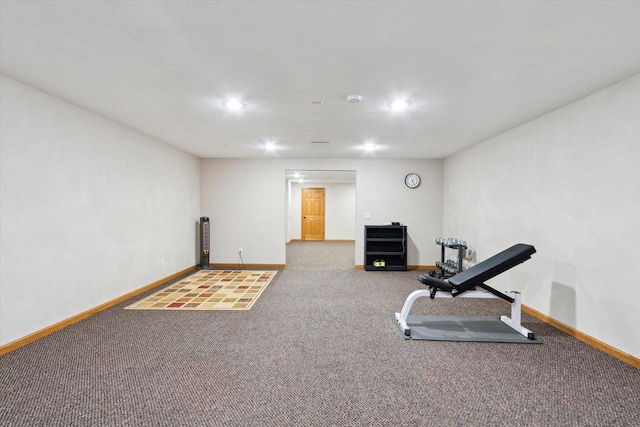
top-left (394, 289), bottom-right (432, 338)
top-left (500, 291), bottom-right (536, 339)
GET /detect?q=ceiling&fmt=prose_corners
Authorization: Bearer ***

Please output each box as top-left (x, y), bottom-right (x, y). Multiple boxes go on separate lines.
top-left (1, 1), bottom-right (639, 160)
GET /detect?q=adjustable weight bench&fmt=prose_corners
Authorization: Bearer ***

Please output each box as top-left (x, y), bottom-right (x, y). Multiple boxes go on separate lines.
top-left (395, 243), bottom-right (537, 340)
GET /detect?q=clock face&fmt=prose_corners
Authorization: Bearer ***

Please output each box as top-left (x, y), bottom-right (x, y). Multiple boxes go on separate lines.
top-left (405, 173), bottom-right (421, 188)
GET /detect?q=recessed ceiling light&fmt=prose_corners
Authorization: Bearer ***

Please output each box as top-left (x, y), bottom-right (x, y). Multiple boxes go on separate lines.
top-left (363, 142), bottom-right (376, 151)
top-left (388, 99), bottom-right (410, 111)
top-left (264, 142), bottom-right (277, 151)
top-left (223, 98), bottom-right (246, 110)
top-left (347, 94), bottom-right (362, 103)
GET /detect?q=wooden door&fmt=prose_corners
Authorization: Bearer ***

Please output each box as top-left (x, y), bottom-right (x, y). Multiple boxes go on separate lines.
top-left (302, 188), bottom-right (325, 241)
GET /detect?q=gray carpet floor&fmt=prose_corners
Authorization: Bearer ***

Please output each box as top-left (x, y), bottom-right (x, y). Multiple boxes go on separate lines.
top-left (1, 241), bottom-right (639, 426)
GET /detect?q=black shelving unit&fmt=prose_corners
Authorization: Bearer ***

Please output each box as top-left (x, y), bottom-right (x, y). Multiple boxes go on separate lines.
top-left (364, 225), bottom-right (407, 271)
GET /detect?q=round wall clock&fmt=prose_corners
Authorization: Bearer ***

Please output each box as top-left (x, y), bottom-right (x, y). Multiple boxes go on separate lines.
top-left (404, 173), bottom-right (421, 189)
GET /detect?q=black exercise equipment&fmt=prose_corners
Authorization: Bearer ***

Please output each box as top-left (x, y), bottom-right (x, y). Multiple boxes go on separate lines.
top-left (199, 216), bottom-right (210, 269)
top-left (432, 237), bottom-right (467, 278)
top-left (395, 243), bottom-right (537, 340)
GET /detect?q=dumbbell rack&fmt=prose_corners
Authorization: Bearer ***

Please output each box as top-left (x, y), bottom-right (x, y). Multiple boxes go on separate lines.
top-left (433, 238), bottom-right (467, 278)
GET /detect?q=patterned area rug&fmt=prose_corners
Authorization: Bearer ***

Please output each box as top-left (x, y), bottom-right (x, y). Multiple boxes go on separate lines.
top-left (125, 270), bottom-right (277, 311)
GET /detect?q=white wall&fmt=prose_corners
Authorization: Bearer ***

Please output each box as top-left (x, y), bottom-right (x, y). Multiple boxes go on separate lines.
top-left (356, 159), bottom-right (443, 267)
top-left (200, 158), bottom-right (443, 267)
top-left (0, 76), bottom-right (201, 346)
top-left (200, 158), bottom-right (287, 265)
top-left (443, 74), bottom-right (640, 358)
top-left (288, 181), bottom-right (356, 241)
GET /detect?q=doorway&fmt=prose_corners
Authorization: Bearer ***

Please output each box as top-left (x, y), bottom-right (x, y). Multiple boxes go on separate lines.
top-left (285, 169), bottom-right (356, 247)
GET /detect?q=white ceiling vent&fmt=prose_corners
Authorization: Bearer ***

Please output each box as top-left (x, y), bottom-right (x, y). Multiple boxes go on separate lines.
top-left (310, 141), bottom-right (330, 144)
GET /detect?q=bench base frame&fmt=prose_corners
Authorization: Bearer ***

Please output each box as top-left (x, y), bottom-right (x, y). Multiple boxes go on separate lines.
top-left (394, 289), bottom-right (535, 340)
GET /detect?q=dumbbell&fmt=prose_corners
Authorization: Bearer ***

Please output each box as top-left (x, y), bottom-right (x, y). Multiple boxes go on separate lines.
top-left (446, 238), bottom-right (467, 249)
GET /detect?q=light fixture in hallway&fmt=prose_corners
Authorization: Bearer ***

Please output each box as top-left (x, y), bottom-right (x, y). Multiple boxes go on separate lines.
top-left (222, 98), bottom-right (246, 110)
top-left (388, 99), bottom-right (410, 111)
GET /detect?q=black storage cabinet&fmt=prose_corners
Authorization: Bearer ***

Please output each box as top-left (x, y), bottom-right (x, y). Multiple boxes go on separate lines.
top-left (364, 225), bottom-right (407, 271)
